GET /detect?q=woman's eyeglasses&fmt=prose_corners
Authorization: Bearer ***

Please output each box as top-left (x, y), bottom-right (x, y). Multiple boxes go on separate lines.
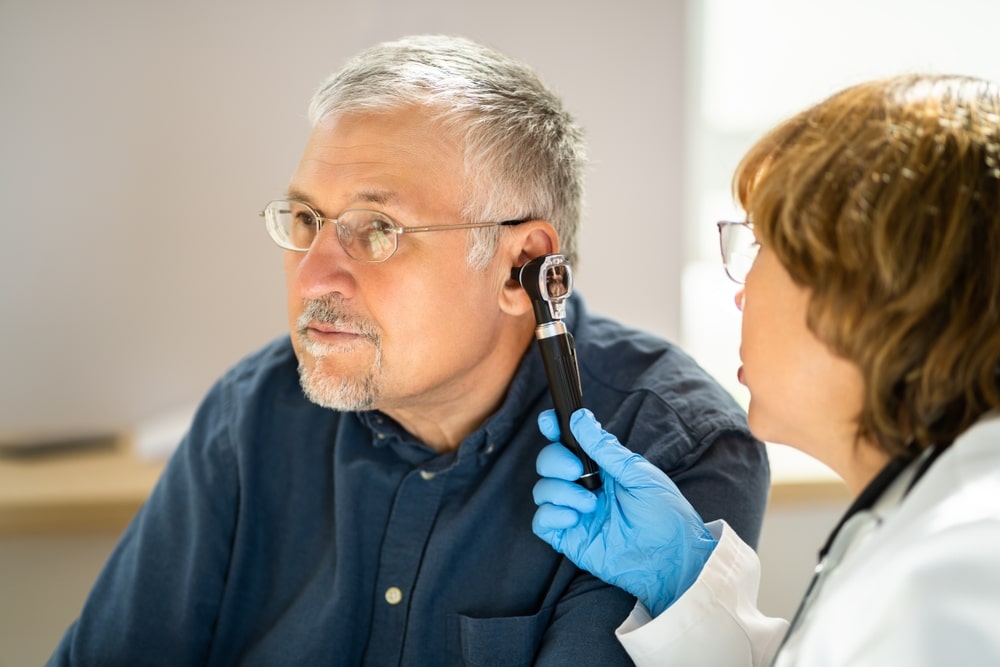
top-left (716, 221), bottom-right (758, 284)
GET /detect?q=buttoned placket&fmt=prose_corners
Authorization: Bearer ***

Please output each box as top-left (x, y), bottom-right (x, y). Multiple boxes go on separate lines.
top-left (356, 412), bottom-right (508, 663)
top-left (364, 462), bottom-right (448, 664)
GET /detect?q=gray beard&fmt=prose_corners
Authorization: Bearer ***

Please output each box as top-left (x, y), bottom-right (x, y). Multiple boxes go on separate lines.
top-left (298, 357), bottom-right (381, 411)
top-left (295, 296), bottom-right (383, 411)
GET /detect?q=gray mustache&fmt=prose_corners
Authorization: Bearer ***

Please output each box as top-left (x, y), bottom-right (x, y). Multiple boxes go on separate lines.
top-left (297, 297), bottom-right (380, 342)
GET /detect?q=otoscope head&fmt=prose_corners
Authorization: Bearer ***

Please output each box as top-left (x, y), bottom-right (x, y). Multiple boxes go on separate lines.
top-left (511, 254), bottom-right (573, 324)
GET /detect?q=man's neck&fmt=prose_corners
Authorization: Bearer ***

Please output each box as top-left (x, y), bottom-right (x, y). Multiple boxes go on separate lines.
top-left (380, 323), bottom-right (535, 453)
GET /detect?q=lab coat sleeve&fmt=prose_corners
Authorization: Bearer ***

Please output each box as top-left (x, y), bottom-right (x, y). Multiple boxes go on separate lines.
top-left (615, 520), bottom-right (789, 667)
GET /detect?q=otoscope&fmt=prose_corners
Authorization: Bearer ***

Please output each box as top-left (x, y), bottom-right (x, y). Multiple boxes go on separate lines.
top-left (512, 254), bottom-right (602, 490)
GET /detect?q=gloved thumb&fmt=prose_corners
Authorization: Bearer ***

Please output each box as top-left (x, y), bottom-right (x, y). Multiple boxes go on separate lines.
top-left (569, 409), bottom-right (650, 485)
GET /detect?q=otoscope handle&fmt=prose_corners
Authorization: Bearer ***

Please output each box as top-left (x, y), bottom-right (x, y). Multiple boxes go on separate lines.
top-left (536, 327), bottom-right (602, 490)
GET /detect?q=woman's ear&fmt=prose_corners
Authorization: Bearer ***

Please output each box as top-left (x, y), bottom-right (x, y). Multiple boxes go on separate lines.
top-left (499, 221), bottom-right (559, 316)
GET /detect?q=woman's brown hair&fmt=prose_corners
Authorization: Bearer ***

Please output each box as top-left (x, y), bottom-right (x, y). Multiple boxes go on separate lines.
top-left (734, 74), bottom-right (1000, 458)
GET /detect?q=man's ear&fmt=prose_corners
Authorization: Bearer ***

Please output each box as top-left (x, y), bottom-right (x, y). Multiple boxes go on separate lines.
top-left (499, 221), bottom-right (559, 316)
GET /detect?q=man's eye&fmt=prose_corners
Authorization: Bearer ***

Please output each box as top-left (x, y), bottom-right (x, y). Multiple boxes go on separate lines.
top-left (364, 220), bottom-right (395, 255)
top-left (293, 211), bottom-right (319, 228)
top-left (369, 219), bottom-right (394, 236)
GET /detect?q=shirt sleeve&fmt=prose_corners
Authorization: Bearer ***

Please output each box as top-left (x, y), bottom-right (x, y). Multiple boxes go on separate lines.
top-left (615, 521), bottom-right (788, 667)
top-left (46, 383), bottom-right (239, 666)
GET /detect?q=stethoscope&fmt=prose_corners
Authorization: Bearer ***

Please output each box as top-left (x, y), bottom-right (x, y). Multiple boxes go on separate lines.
top-left (769, 442), bottom-right (950, 664)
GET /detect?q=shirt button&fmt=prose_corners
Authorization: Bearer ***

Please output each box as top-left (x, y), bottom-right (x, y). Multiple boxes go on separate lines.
top-left (419, 470), bottom-right (436, 481)
top-left (385, 586), bottom-right (403, 605)
top-left (484, 442), bottom-right (496, 454)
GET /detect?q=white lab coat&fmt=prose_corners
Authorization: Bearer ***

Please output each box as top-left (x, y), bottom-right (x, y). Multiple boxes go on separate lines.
top-left (615, 414), bottom-right (1000, 666)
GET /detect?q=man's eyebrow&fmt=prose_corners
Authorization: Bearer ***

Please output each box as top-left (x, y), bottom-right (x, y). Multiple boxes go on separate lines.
top-left (284, 187), bottom-right (312, 204)
top-left (283, 188), bottom-right (398, 211)
top-left (355, 189), bottom-right (397, 207)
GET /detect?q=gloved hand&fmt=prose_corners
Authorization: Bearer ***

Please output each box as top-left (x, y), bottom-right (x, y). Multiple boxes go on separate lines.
top-left (532, 408), bottom-right (718, 617)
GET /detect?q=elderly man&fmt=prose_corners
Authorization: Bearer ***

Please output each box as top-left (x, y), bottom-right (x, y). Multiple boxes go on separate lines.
top-left (49, 35), bottom-right (768, 665)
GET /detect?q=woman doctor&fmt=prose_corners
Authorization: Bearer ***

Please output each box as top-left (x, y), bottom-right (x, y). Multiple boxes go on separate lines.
top-left (532, 72), bottom-right (1000, 666)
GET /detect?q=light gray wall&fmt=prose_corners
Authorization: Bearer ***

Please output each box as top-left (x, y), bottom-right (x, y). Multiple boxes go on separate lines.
top-left (0, 0), bottom-right (686, 437)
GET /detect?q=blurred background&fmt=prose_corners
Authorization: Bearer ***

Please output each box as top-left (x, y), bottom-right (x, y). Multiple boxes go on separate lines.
top-left (2, 0), bottom-right (999, 663)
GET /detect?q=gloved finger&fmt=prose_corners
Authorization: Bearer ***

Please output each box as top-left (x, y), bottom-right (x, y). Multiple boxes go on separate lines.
top-left (532, 477), bottom-right (598, 513)
top-left (532, 504), bottom-right (581, 533)
top-left (569, 409), bottom-right (668, 488)
top-left (536, 442), bottom-right (584, 481)
top-left (537, 409), bottom-right (561, 443)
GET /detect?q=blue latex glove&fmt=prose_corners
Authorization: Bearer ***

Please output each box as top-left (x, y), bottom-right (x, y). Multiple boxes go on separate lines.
top-left (532, 408), bottom-right (718, 617)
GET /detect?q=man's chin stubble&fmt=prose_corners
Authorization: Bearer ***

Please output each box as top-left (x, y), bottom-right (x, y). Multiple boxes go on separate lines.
top-left (297, 350), bottom-right (382, 411)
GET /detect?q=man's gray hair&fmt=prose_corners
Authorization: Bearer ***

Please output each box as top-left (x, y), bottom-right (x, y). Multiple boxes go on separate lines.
top-left (308, 34), bottom-right (587, 269)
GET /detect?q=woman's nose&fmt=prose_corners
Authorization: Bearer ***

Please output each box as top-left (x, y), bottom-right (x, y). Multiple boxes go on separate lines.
top-left (734, 287), bottom-right (745, 312)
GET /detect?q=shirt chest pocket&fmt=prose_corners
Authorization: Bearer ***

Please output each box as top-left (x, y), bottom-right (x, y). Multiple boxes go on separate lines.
top-left (447, 606), bottom-right (553, 666)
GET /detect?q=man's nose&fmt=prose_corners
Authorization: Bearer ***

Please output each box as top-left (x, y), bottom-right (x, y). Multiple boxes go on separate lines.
top-left (292, 230), bottom-right (355, 300)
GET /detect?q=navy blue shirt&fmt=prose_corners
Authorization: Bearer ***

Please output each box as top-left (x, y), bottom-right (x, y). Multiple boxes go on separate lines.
top-left (49, 296), bottom-right (769, 666)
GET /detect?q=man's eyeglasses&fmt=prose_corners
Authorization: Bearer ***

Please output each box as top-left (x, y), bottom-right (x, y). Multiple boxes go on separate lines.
top-left (716, 221), bottom-right (758, 284)
top-left (260, 199), bottom-right (527, 263)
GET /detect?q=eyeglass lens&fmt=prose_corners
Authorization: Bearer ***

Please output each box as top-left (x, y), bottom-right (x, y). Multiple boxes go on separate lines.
top-left (264, 201), bottom-right (399, 262)
top-left (718, 222), bottom-right (758, 284)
